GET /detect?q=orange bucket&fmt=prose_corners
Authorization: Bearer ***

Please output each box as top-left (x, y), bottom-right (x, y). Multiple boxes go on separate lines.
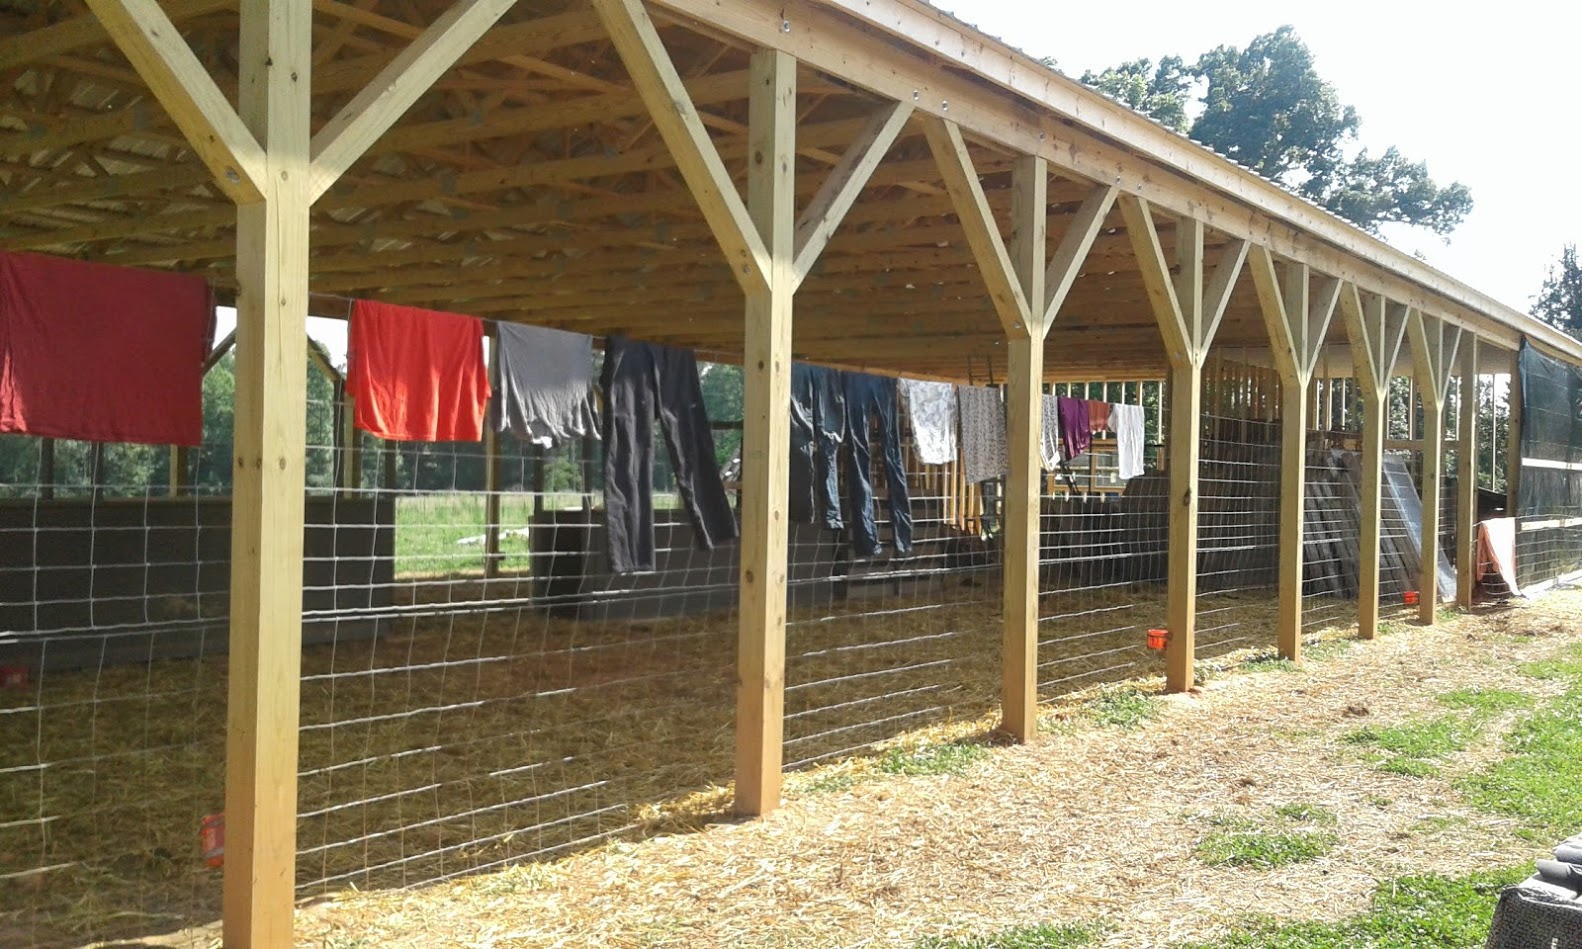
top-left (200, 813), bottom-right (225, 868)
top-left (1403, 590), bottom-right (1420, 606)
top-left (1146, 628), bottom-right (1169, 650)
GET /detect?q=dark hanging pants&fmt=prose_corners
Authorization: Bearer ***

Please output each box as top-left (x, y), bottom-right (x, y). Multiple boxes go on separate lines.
top-left (843, 372), bottom-right (912, 557)
top-left (789, 363), bottom-right (845, 529)
top-left (601, 337), bottom-right (737, 574)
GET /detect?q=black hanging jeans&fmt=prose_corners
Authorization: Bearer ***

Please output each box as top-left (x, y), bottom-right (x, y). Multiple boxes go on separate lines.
top-left (601, 337), bottom-right (737, 574)
top-left (789, 363), bottom-right (845, 530)
top-left (843, 372), bottom-right (913, 557)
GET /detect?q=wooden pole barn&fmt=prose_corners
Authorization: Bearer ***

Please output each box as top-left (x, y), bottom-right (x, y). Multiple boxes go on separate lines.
top-left (3, 0), bottom-right (1580, 942)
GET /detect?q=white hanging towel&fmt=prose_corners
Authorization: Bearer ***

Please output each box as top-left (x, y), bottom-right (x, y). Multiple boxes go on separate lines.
top-left (1111, 403), bottom-right (1146, 480)
top-left (899, 378), bottom-right (958, 464)
top-left (1040, 393), bottom-right (1062, 472)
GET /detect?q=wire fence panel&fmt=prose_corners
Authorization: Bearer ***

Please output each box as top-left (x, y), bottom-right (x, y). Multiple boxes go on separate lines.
top-left (0, 439), bottom-right (228, 947)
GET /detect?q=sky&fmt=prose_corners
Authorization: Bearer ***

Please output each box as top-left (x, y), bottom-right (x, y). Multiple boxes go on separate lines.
top-left (931, 0), bottom-right (1581, 315)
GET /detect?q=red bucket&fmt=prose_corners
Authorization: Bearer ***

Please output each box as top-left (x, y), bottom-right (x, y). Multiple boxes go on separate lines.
top-left (1403, 590), bottom-right (1420, 606)
top-left (1146, 628), bottom-right (1169, 651)
top-left (200, 813), bottom-right (225, 868)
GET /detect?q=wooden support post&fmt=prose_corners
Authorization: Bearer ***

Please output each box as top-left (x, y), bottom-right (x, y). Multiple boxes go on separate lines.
top-left (338, 383), bottom-right (360, 495)
top-left (221, 0), bottom-right (312, 943)
top-left (168, 444), bottom-right (191, 497)
top-left (1457, 339), bottom-right (1479, 608)
top-left (38, 438), bottom-right (55, 500)
top-left (1506, 365), bottom-right (1523, 516)
top-left (483, 326), bottom-right (503, 578)
top-left (732, 48), bottom-right (796, 817)
top-left (1341, 287), bottom-right (1410, 641)
top-left (1120, 196), bottom-right (1248, 691)
top-left (1249, 246), bottom-right (1340, 660)
top-left (1407, 310), bottom-right (1463, 624)
top-left (1000, 155), bottom-right (1047, 742)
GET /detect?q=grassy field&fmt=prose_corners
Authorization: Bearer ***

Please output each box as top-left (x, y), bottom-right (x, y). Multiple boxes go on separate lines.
top-left (392, 491), bottom-right (687, 577)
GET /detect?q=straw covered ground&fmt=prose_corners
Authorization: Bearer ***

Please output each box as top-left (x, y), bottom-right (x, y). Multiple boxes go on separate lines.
top-left (277, 591), bottom-right (1582, 949)
top-left (0, 573), bottom-right (1295, 946)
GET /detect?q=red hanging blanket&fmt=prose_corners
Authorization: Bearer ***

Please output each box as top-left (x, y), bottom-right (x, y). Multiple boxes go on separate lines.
top-left (0, 251), bottom-right (211, 445)
top-left (347, 300), bottom-right (490, 442)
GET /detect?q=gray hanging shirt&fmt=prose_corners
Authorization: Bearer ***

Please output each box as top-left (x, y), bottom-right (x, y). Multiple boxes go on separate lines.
top-left (492, 322), bottom-right (599, 446)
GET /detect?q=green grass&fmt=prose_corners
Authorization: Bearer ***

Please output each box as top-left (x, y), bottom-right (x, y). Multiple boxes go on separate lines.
top-left (1185, 868), bottom-right (1526, 948)
top-left (1435, 687), bottom-right (1533, 714)
top-left (1460, 660), bottom-right (1582, 841)
top-left (1343, 714), bottom-right (1481, 775)
top-left (1241, 652), bottom-right (1300, 674)
top-left (1084, 688), bottom-right (1160, 729)
top-left (1272, 802), bottom-right (1337, 825)
top-left (1196, 829), bottom-right (1335, 869)
top-left (878, 741), bottom-right (989, 777)
top-left (1517, 648), bottom-right (1582, 681)
top-left (916, 922), bottom-right (1104, 948)
top-left (1303, 638), bottom-right (1354, 662)
top-left (1194, 804), bottom-right (1338, 869)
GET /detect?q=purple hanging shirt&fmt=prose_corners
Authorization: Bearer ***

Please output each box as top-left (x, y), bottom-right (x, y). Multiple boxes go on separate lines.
top-left (1057, 396), bottom-right (1091, 461)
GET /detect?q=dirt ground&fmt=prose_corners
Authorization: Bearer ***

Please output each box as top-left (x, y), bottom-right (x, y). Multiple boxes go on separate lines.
top-left (284, 593), bottom-right (1579, 949)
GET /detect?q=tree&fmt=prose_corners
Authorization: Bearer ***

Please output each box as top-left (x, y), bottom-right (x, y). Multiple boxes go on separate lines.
top-left (1079, 26), bottom-right (1473, 236)
top-left (1079, 57), bottom-right (1190, 133)
top-left (1534, 245), bottom-right (1582, 338)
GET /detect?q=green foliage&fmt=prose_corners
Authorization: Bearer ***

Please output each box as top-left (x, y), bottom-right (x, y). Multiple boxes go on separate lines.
top-left (1272, 803), bottom-right (1337, 826)
top-left (697, 361), bottom-right (743, 468)
top-left (916, 922), bottom-right (1104, 949)
top-left (1534, 244), bottom-right (1582, 338)
top-left (1078, 57), bottom-right (1191, 132)
top-left (1084, 688), bottom-right (1160, 729)
top-left (1196, 829), bottom-right (1335, 869)
top-left (1078, 26), bottom-right (1472, 235)
top-left (1344, 715), bottom-right (1481, 773)
top-left (877, 741), bottom-right (989, 777)
top-left (1435, 687), bottom-right (1532, 714)
top-left (1186, 869), bottom-right (1524, 948)
top-left (1460, 663), bottom-right (1582, 840)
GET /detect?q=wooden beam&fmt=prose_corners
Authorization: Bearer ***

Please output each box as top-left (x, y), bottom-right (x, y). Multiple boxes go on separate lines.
top-left (1121, 199), bottom-right (1242, 691)
top-left (1457, 336), bottom-right (1479, 609)
top-left (0, 0), bottom-right (232, 73)
top-left (1507, 361), bottom-right (1523, 519)
top-left (792, 101), bottom-right (913, 287)
top-left (483, 325), bottom-right (503, 579)
top-left (1340, 286), bottom-right (1409, 640)
top-left (223, 0), bottom-right (311, 944)
top-left (922, 118), bottom-right (1032, 335)
top-left (1407, 310), bottom-right (1463, 624)
top-left (592, 0), bottom-right (769, 294)
top-left (81, 0), bottom-right (266, 204)
top-left (734, 48), bottom-right (795, 818)
top-left (308, 0), bottom-right (521, 202)
top-left (1043, 184), bottom-right (1117, 331)
top-left (1163, 359), bottom-right (1201, 690)
top-left (1000, 155), bottom-right (1045, 742)
top-left (1248, 246), bottom-right (1318, 661)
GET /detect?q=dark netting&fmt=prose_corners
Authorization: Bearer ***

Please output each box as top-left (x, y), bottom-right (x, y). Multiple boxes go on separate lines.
top-left (1516, 341), bottom-right (1582, 589)
top-left (1484, 886), bottom-right (1582, 949)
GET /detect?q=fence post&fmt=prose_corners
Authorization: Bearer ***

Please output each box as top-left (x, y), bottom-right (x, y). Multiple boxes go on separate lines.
top-left (1120, 199), bottom-right (1248, 691)
top-left (1000, 155), bottom-right (1047, 741)
top-left (1407, 312), bottom-right (1463, 624)
top-left (1341, 288), bottom-right (1410, 641)
top-left (1457, 338), bottom-right (1479, 608)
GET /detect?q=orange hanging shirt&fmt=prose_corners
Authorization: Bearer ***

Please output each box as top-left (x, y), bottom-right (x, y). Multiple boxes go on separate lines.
top-left (347, 300), bottom-right (489, 442)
